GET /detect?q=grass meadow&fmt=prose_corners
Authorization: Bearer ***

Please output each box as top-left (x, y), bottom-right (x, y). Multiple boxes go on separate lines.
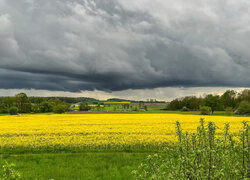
top-left (1, 153), bottom-right (147, 180)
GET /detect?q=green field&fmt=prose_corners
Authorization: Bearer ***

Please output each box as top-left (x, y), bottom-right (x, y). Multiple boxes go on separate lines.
top-left (74, 102), bottom-right (250, 116)
top-left (1, 153), bottom-right (147, 180)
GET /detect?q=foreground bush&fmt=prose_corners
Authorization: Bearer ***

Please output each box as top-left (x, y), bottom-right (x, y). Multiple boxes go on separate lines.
top-left (133, 119), bottom-right (249, 179)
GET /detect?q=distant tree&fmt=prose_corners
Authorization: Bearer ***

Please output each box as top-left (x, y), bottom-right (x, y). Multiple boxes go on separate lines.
top-left (15, 93), bottom-right (31, 113)
top-left (238, 89), bottom-right (250, 102)
top-left (49, 98), bottom-right (62, 106)
top-left (49, 99), bottom-right (69, 112)
top-left (167, 96), bottom-right (202, 111)
top-left (237, 101), bottom-right (250, 115)
top-left (0, 97), bottom-right (16, 113)
top-left (79, 103), bottom-right (91, 111)
top-left (203, 94), bottom-right (221, 114)
top-left (31, 104), bottom-right (40, 113)
top-left (188, 97), bottom-right (202, 110)
top-left (53, 105), bottom-right (67, 114)
top-left (39, 101), bottom-right (53, 113)
top-left (220, 90), bottom-right (237, 109)
top-left (167, 99), bottom-right (181, 110)
top-left (182, 96), bottom-right (202, 110)
top-left (9, 107), bottom-right (19, 115)
top-left (181, 97), bottom-right (190, 109)
top-left (34, 97), bottom-right (46, 104)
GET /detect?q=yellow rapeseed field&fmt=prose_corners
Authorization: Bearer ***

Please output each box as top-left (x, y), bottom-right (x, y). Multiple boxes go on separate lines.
top-left (0, 114), bottom-right (248, 149)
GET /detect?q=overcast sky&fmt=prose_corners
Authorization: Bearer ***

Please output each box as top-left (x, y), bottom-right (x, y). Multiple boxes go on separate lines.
top-left (0, 0), bottom-right (250, 100)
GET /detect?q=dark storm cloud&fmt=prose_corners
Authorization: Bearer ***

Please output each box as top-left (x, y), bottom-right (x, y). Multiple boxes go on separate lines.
top-left (0, 0), bottom-right (250, 92)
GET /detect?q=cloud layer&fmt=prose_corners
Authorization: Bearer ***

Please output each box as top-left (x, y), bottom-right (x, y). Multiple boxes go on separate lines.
top-left (0, 0), bottom-right (250, 92)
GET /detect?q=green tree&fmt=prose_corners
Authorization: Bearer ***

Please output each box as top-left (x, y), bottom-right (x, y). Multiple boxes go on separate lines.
top-left (49, 99), bottom-right (69, 113)
top-left (237, 101), bottom-right (250, 115)
top-left (238, 89), bottom-right (250, 102)
top-left (0, 97), bottom-right (16, 113)
top-left (15, 93), bottom-right (31, 113)
top-left (31, 103), bottom-right (40, 113)
top-left (203, 94), bottom-right (221, 114)
top-left (167, 96), bottom-right (202, 111)
top-left (182, 96), bottom-right (202, 110)
top-left (187, 96), bottom-right (202, 110)
top-left (34, 97), bottom-right (46, 104)
top-left (167, 99), bottom-right (181, 110)
top-left (220, 90), bottom-right (237, 109)
top-left (79, 103), bottom-right (91, 111)
top-left (52, 99), bottom-right (69, 114)
top-left (53, 105), bottom-right (68, 114)
top-left (39, 101), bottom-right (53, 113)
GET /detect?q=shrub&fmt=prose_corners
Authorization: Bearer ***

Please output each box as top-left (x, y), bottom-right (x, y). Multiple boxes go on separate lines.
top-left (79, 103), bottom-right (91, 111)
top-left (9, 107), bottom-right (19, 115)
top-left (39, 101), bottom-right (53, 112)
top-left (237, 101), bottom-right (250, 115)
top-left (53, 105), bottom-right (68, 114)
top-left (200, 106), bottom-right (212, 115)
top-left (1, 161), bottom-right (21, 179)
top-left (225, 107), bottom-right (233, 116)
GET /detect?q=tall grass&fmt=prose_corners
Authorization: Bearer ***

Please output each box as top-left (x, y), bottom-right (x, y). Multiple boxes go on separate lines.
top-left (133, 119), bottom-right (249, 179)
top-left (0, 161), bottom-right (20, 179)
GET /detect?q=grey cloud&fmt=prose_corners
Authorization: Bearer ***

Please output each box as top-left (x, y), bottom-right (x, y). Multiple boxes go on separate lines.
top-left (0, 0), bottom-right (250, 92)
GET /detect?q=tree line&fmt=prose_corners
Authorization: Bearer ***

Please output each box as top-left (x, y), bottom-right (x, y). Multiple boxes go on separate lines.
top-left (166, 89), bottom-right (250, 115)
top-left (28, 96), bottom-right (98, 104)
top-left (0, 93), bottom-right (70, 115)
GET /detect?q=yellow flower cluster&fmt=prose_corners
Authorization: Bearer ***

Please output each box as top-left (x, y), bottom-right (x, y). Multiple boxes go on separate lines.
top-left (0, 114), bottom-right (247, 149)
